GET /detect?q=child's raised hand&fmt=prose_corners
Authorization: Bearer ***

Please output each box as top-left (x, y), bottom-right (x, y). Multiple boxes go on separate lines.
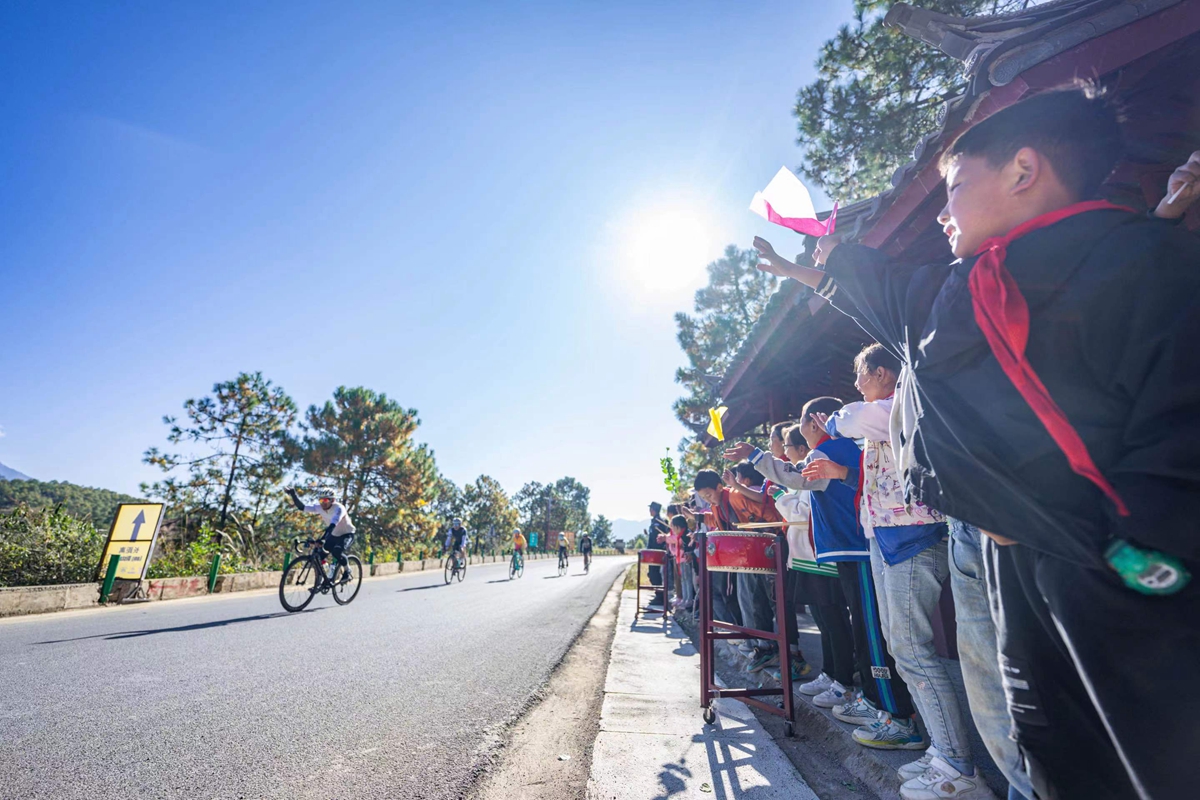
top-left (753, 236), bottom-right (794, 278)
top-left (813, 235), bottom-right (842, 266)
top-left (1157, 151), bottom-right (1200, 219)
top-left (723, 441), bottom-right (755, 461)
top-left (722, 468), bottom-right (737, 486)
top-left (801, 459), bottom-right (849, 482)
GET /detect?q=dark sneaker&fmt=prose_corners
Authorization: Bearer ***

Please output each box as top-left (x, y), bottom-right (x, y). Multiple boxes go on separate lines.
top-left (748, 648), bottom-right (779, 673)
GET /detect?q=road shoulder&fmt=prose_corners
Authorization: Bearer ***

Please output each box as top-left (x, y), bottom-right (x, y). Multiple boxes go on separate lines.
top-left (472, 567), bottom-right (626, 800)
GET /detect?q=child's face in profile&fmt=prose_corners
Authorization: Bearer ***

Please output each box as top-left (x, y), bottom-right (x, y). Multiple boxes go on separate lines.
top-left (769, 434), bottom-right (786, 460)
top-left (938, 154), bottom-right (1015, 258)
top-left (855, 366), bottom-right (896, 403)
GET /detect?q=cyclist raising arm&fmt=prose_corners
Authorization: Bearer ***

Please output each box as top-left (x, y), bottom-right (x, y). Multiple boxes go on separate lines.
top-left (286, 487), bottom-right (355, 581)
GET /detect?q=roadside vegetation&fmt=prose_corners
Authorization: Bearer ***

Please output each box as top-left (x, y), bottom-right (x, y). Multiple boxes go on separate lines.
top-left (2, 372), bottom-right (616, 588)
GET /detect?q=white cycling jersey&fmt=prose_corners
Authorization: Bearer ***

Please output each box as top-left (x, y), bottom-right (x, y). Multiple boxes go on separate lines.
top-left (303, 502), bottom-right (356, 536)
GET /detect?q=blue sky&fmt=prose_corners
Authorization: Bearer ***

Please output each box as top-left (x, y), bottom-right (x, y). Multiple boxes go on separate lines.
top-left (0, 0), bottom-right (846, 521)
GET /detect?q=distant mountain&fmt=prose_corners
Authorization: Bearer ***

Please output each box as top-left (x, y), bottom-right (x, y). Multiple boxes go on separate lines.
top-left (0, 477), bottom-right (144, 530)
top-left (0, 461), bottom-right (32, 481)
top-left (609, 518), bottom-right (652, 544)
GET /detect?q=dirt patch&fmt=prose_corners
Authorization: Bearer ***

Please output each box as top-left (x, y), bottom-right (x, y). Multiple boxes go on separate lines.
top-left (472, 571), bottom-right (625, 800)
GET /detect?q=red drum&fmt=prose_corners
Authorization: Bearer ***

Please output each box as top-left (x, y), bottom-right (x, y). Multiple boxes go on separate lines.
top-left (639, 548), bottom-right (666, 565)
top-left (705, 531), bottom-right (778, 574)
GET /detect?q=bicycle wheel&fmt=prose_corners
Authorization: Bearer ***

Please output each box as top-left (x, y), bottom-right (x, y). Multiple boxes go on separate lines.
top-left (444, 558), bottom-right (454, 585)
top-left (280, 556), bottom-right (318, 612)
top-left (517, 556), bottom-right (524, 578)
top-left (457, 559), bottom-right (467, 582)
top-left (332, 555), bottom-right (363, 605)
top-left (509, 557), bottom-right (516, 580)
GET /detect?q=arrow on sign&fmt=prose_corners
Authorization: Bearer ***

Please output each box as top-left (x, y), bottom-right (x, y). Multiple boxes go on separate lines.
top-left (130, 510), bottom-right (146, 541)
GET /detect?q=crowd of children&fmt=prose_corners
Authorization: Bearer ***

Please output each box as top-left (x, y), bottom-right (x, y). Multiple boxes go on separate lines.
top-left (653, 88), bottom-right (1200, 800)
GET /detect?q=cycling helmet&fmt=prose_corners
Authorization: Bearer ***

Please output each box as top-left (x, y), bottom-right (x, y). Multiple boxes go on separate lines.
top-left (317, 487), bottom-right (336, 500)
top-left (452, 517), bottom-right (462, 526)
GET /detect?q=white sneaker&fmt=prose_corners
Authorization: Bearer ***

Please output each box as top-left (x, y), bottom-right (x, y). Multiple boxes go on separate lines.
top-left (832, 692), bottom-right (878, 724)
top-left (812, 680), bottom-right (853, 709)
top-left (852, 712), bottom-right (926, 751)
top-left (798, 672), bottom-right (833, 696)
top-left (898, 746), bottom-right (941, 782)
top-left (900, 756), bottom-right (995, 799)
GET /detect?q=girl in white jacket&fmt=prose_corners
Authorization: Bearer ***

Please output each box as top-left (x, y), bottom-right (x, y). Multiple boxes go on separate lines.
top-left (806, 344), bottom-right (981, 797)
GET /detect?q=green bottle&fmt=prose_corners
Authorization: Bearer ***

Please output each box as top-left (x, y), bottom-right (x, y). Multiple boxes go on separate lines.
top-left (1104, 539), bottom-right (1191, 596)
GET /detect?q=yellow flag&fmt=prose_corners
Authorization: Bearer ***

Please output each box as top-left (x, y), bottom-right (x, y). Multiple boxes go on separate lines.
top-left (707, 406), bottom-right (728, 442)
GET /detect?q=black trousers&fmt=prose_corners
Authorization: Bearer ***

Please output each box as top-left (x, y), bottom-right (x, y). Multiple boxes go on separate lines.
top-left (782, 569), bottom-right (800, 654)
top-left (321, 532), bottom-right (353, 564)
top-left (986, 541), bottom-right (1200, 800)
top-left (799, 571), bottom-right (855, 687)
top-left (837, 561), bottom-right (915, 718)
top-left (711, 570), bottom-right (742, 626)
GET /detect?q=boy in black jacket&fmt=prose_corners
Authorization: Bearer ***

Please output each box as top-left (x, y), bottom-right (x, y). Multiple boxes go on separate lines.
top-left (754, 88), bottom-right (1200, 799)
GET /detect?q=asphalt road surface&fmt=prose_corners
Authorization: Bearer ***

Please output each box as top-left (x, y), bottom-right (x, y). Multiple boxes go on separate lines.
top-left (0, 554), bottom-right (633, 800)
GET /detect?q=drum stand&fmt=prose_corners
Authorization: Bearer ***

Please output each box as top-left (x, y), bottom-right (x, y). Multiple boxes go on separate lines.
top-left (635, 548), bottom-right (670, 630)
top-left (697, 530), bottom-right (795, 736)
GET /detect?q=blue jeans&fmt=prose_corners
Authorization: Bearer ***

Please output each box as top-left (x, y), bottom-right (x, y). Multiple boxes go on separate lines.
top-left (737, 572), bottom-right (776, 650)
top-left (869, 536), bottom-right (971, 761)
top-left (680, 561), bottom-right (696, 605)
top-left (948, 520), bottom-right (1032, 800)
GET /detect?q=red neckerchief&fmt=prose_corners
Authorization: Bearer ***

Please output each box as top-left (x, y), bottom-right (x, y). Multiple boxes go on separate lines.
top-left (968, 199), bottom-right (1133, 516)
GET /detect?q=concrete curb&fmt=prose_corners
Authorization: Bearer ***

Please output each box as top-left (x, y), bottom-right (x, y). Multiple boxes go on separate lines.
top-left (0, 583), bottom-right (99, 617)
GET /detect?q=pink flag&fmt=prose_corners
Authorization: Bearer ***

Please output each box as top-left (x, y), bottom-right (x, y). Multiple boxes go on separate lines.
top-left (750, 167), bottom-right (837, 236)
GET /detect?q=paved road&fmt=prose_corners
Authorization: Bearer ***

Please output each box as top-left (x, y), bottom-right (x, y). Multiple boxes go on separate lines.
top-left (0, 554), bottom-right (632, 800)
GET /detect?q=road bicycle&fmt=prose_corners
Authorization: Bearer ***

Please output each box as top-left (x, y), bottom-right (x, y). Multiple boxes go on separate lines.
top-left (583, 550), bottom-right (591, 574)
top-left (557, 550), bottom-right (568, 577)
top-left (279, 538), bottom-right (363, 612)
top-left (509, 549), bottom-right (525, 580)
top-left (444, 551), bottom-right (467, 584)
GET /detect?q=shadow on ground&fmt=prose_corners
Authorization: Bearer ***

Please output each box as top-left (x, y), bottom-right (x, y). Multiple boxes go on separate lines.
top-left (36, 609), bottom-right (321, 644)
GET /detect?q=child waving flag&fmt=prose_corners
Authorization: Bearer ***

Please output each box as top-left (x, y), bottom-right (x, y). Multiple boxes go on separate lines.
top-left (752, 88), bottom-right (1200, 800)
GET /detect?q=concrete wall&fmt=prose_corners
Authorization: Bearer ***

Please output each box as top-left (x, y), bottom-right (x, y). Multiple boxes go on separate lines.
top-left (0, 582), bottom-right (99, 617)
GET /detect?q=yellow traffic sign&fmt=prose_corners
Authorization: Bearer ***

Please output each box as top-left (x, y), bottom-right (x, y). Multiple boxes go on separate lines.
top-left (98, 503), bottom-right (165, 581)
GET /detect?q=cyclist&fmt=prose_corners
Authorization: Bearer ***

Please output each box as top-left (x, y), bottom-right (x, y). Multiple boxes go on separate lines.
top-left (512, 530), bottom-right (527, 567)
top-left (579, 531), bottom-right (594, 571)
top-left (443, 518), bottom-right (470, 570)
top-left (285, 486), bottom-right (355, 582)
top-left (557, 530), bottom-right (569, 569)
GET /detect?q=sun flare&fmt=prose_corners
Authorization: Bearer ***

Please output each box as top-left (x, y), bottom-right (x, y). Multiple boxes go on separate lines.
top-left (614, 201), bottom-right (718, 299)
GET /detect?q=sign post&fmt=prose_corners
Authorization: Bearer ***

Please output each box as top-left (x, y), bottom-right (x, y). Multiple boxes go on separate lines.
top-left (96, 503), bottom-right (166, 585)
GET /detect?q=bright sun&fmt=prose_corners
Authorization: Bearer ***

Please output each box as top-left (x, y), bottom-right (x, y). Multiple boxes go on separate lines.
top-left (614, 201), bottom-right (718, 299)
